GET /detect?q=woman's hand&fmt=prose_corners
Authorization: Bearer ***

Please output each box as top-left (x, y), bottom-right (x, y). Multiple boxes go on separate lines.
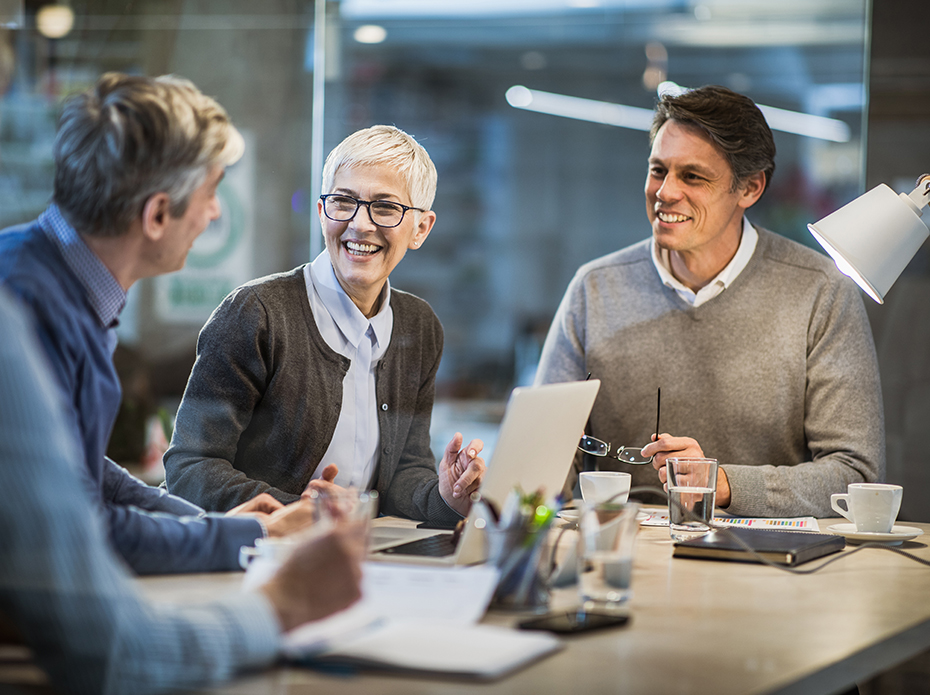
top-left (301, 463), bottom-right (346, 499)
top-left (438, 432), bottom-right (485, 516)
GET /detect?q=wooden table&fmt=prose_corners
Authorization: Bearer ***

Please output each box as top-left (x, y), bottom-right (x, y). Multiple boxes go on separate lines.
top-left (132, 516), bottom-right (930, 695)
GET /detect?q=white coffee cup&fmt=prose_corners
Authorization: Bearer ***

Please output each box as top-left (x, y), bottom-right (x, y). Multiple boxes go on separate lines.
top-left (831, 483), bottom-right (903, 534)
top-left (239, 536), bottom-right (299, 570)
top-left (579, 471), bottom-right (632, 505)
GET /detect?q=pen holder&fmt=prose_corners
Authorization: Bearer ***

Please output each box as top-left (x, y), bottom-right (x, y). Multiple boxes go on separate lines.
top-left (486, 527), bottom-right (551, 613)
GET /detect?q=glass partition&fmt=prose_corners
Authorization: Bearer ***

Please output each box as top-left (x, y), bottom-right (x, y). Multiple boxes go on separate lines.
top-left (329, 0), bottom-right (869, 400)
top-left (0, 0), bottom-right (869, 468)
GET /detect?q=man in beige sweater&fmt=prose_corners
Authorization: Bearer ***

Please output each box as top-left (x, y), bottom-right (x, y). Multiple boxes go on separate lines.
top-left (536, 85), bottom-right (883, 518)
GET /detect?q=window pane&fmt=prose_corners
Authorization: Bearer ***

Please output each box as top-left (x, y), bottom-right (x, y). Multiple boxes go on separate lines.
top-left (0, 0), bottom-right (868, 468)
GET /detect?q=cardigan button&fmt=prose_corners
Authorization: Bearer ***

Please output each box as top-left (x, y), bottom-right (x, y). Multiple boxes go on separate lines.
top-left (381, 403), bottom-right (388, 411)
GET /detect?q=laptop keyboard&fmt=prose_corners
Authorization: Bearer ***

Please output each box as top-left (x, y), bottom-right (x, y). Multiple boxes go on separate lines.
top-left (380, 533), bottom-right (458, 557)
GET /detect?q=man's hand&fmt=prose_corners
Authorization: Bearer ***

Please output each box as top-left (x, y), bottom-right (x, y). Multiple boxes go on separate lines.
top-left (226, 492), bottom-right (284, 516)
top-left (260, 522), bottom-right (365, 632)
top-left (715, 467), bottom-right (731, 507)
top-left (302, 464), bottom-right (345, 499)
top-left (264, 499), bottom-right (317, 538)
top-left (438, 432), bottom-right (485, 516)
top-left (642, 434), bottom-right (730, 507)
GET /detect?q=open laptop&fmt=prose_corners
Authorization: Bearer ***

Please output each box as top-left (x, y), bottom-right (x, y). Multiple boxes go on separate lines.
top-left (369, 379), bottom-right (600, 565)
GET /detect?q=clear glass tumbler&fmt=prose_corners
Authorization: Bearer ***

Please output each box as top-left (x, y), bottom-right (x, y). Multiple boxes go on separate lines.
top-left (578, 501), bottom-right (640, 613)
top-left (667, 458), bottom-right (718, 542)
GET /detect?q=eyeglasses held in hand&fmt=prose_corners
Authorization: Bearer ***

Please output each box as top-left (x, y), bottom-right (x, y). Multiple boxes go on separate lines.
top-left (578, 435), bottom-right (653, 465)
top-left (320, 194), bottom-right (424, 228)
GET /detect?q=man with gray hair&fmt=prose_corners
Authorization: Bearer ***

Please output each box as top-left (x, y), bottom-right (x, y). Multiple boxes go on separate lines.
top-left (0, 73), bottom-right (314, 574)
top-left (536, 85), bottom-right (884, 518)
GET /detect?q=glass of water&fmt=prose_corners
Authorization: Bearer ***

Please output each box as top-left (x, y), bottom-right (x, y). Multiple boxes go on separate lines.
top-left (666, 458), bottom-right (718, 542)
top-left (578, 501), bottom-right (640, 613)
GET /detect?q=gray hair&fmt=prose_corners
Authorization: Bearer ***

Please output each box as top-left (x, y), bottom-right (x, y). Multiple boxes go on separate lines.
top-left (53, 72), bottom-right (244, 236)
top-left (322, 125), bottom-right (437, 211)
top-left (650, 85), bottom-right (776, 196)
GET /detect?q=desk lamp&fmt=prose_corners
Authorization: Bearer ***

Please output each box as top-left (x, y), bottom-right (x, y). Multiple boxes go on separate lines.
top-left (807, 174), bottom-right (930, 303)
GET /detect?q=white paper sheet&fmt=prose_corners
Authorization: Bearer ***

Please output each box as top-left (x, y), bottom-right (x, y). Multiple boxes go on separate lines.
top-left (282, 562), bottom-right (501, 657)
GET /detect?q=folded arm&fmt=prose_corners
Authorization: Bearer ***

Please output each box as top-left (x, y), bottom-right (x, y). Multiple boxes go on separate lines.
top-left (102, 456), bottom-right (204, 516)
top-left (165, 290), bottom-right (303, 511)
top-left (644, 280), bottom-right (884, 518)
top-left (0, 296), bottom-right (279, 694)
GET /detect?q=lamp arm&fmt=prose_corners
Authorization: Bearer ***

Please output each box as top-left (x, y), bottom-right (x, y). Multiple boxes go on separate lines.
top-left (905, 174), bottom-right (930, 212)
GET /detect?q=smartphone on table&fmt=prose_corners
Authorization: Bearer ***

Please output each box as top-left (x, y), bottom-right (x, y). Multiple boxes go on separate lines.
top-left (518, 610), bottom-right (630, 634)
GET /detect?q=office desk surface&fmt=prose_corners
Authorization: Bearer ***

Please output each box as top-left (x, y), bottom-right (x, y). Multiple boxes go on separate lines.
top-left (132, 516), bottom-right (930, 695)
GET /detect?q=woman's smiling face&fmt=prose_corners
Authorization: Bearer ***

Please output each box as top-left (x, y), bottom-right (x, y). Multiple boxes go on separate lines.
top-left (319, 164), bottom-right (435, 317)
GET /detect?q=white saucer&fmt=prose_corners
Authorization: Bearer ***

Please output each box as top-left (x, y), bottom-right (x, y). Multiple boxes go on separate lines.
top-left (557, 509), bottom-right (649, 524)
top-left (826, 523), bottom-right (924, 546)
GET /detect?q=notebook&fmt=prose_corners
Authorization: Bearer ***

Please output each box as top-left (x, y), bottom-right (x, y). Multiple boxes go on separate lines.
top-left (672, 527), bottom-right (846, 566)
top-left (294, 622), bottom-right (563, 681)
top-left (283, 563), bottom-right (562, 680)
top-left (369, 379), bottom-right (601, 566)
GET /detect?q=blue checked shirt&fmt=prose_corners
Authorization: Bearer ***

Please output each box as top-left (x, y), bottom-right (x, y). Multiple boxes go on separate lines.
top-left (0, 289), bottom-right (280, 695)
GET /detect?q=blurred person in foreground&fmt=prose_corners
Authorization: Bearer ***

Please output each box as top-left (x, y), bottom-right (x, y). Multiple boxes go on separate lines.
top-left (0, 73), bottom-right (315, 575)
top-left (0, 288), bottom-right (364, 695)
top-left (535, 85), bottom-right (883, 517)
top-left (165, 126), bottom-right (485, 525)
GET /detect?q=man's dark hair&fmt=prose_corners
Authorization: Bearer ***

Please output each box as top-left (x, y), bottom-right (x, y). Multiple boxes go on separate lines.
top-left (650, 85), bottom-right (776, 196)
top-left (52, 73), bottom-right (243, 237)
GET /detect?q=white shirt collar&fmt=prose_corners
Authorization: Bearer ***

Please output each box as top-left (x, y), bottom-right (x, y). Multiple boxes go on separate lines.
top-left (308, 250), bottom-right (392, 351)
top-left (650, 217), bottom-right (758, 308)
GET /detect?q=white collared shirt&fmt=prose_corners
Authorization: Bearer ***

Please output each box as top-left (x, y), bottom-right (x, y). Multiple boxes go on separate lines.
top-left (304, 251), bottom-right (393, 489)
top-left (651, 217), bottom-right (758, 308)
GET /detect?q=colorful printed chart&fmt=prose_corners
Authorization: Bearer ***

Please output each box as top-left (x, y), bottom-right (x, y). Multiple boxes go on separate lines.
top-left (639, 510), bottom-right (820, 532)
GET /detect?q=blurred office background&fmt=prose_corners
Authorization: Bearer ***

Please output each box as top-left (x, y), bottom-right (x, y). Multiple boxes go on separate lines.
top-left (0, 0), bottom-right (927, 523)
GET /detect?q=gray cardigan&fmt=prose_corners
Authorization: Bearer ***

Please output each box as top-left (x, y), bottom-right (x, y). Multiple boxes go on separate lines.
top-left (164, 266), bottom-right (460, 525)
top-left (536, 228), bottom-right (885, 518)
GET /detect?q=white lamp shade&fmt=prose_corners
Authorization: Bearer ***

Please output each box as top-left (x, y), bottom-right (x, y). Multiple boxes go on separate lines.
top-left (808, 183), bottom-right (929, 304)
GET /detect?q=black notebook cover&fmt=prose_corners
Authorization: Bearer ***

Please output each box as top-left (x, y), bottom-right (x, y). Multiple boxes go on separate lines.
top-left (672, 527), bottom-right (846, 566)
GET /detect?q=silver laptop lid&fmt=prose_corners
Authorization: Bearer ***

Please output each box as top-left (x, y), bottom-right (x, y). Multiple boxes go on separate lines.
top-left (369, 379), bottom-right (600, 564)
top-left (477, 379), bottom-right (601, 508)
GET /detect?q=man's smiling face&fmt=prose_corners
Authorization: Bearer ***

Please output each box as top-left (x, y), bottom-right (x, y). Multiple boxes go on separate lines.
top-left (645, 119), bottom-right (753, 260)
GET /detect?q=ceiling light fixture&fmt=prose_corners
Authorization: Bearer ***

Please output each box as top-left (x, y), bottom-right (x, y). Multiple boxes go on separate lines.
top-left (505, 85), bottom-right (655, 131)
top-left (36, 3), bottom-right (74, 39)
top-left (354, 24), bottom-right (387, 44)
top-left (507, 81), bottom-right (852, 143)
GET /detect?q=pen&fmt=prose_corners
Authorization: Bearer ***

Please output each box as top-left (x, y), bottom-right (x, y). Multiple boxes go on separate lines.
top-left (655, 386), bottom-right (661, 440)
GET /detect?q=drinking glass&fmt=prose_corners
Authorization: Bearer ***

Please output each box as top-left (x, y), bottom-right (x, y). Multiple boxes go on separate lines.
top-left (667, 458), bottom-right (718, 542)
top-left (306, 488), bottom-right (380, 546)
top-left (577, 501), bottom-right (640, 612)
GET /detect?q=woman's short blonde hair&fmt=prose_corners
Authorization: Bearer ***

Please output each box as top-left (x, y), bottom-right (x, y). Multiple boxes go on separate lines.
top-left (321, 125), bottom-right (437, 211)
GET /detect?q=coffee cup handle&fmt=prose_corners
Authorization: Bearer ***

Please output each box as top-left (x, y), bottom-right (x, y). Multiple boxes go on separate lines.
top-left (831, 493), bottom-right (853, 522)
top-left (239, 545), bottom-right (260, 570)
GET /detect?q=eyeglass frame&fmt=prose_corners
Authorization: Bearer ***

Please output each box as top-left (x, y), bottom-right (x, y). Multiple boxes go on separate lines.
top-left (578, 434), bottom-right (654, 465)
top-left (319, 193), bottom-right (425, 228)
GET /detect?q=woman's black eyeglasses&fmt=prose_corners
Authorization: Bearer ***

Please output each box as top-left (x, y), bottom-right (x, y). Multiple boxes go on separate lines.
top-left (320, 194), bottom-right (424, 228)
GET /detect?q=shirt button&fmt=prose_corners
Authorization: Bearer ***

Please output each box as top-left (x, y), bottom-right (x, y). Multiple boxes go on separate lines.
top-left (381, 403), bottom-right (388, 411)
